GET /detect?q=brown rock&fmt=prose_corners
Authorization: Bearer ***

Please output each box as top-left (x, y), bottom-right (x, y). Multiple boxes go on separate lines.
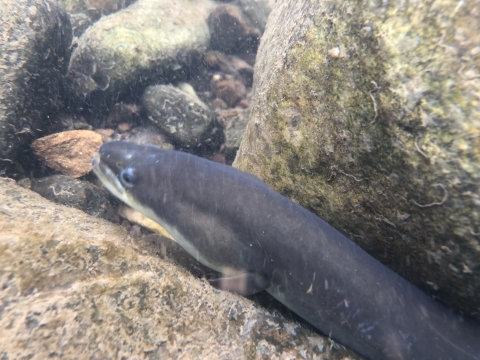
top-left (211, 98), bottom-right (229, 110)
top-left (205, 51), bottom-right (220, 67)
top-left (31, 130), bottom-right (103, 178)
top-left (213, 77), bottom-right (247, 107)
top-left (0, 178), bottom-right (360, 359)
top-left (205, 51), bottom-right (255, 87)
top-left (237, 98), bottom-right (251, 108)
top-left (207, 4), bottom-right (261, 55)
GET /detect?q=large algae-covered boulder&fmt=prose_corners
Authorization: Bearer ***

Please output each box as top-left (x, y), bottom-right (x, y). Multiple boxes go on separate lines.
top-left (58, 0), bottom-right (134, 15)
top-left (0, 178), bottom-right (359, 359)
top-left (0, 0), bottom-right (72, 164)
top-left (234, 0), bottom-right (480, 318)
top-left (67, 0), bottom-right (214, 102)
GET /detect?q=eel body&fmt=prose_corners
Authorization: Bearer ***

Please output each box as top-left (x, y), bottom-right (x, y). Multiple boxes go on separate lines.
top-left (92, 141), bottom-right (480, 360)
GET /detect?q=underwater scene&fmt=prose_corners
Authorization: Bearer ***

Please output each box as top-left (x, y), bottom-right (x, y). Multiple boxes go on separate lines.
top-left (0, 0), bottom-right (479, 359)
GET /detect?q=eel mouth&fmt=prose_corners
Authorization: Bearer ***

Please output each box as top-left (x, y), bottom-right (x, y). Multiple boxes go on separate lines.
top-left (91, 152), bottom-right (127, 201)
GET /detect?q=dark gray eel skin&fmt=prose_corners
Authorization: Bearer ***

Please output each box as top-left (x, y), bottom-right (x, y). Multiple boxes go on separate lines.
top-left (92, 141), bottom-right (480, 360)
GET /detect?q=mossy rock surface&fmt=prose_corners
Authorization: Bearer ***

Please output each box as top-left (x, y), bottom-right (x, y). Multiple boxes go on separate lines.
top-left (0, 178), bottom-right (360, 359)
top-left (234, 0), bottom-right (480, 318)
top-left (67, 0), bottom-right (214, 102)
top-left (58, 0), bottom-right (133, 15)
top-left (0, 0), bottom-right (71, 162)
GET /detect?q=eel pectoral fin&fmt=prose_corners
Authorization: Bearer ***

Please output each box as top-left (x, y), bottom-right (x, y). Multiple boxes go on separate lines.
top-left (209, 273), bottom-right (268, 296)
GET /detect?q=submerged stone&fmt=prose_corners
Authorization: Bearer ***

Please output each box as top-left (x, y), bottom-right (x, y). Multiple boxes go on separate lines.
top-left (31, 130), bottom-right (103, 178)
top-left (142, 84), bottom-right (216, 147)
top-left (234, 0), bottom-right (480, 319)
top-left (0, 178), bottom-right (359, 359)
top-left (67, 0), bottom-right (214, 102)
top-left (0, 0), bottom-right (72, 167)
top-left (30, 174), bottom-right (116, 221)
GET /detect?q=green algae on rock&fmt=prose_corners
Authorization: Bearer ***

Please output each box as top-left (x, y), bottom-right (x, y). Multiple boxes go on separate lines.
top-left (67, 0), bottom-right (214, 102)
top-left (234, 0), bottom-right (480, 319)
top-left (0, 177), bottom-right (360, 359)
top-left (0, 0), bottom-right (72, 164)
top-left (142, 84), bottom-right (215, 147)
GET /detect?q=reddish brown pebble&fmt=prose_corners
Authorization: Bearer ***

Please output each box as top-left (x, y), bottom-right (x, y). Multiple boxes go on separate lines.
top-left (237, 98), bottom-right (250, 108)
top-left (214, 78), bottom-right (247, 107)
top-left (208, 153), bottom-right (226, 164)
top-left (205, 52), bottom-right (219, 67)
top-left (211, 98), bottom-right (229, 110)
top-left (117, 122), bottom-right (132, 133)
top-left (31, 130), bottom-right (103, 178)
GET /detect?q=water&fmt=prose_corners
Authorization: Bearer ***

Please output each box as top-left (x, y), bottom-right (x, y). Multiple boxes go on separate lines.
top-left (0, 0), bottom-right (479, 359)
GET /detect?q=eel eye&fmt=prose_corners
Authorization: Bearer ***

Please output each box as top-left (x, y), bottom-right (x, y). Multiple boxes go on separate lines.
top-left (119, 168), bottom-right (137, 188)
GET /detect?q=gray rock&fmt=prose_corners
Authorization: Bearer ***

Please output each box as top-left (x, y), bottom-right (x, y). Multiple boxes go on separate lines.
top-left (67, 0), bottom-right (214, 102)
top-left (58, 0), bottom-right (135, 16)
top-left (30, 174), bottom-right (116, 221)
top-left (208, 4), bottom-right (261, 55)
top-left (119, 125), bottom-right (175, 149)
top-left (143, 84), bottom-right (216, 148)
top-left (0, 0), bottom-right (72, 166)
top-left (59, 0), bottom-right (137, 37)
top-left (233, 0), bottom-right (277, 32)
top-left (220, 108), bottom-right (250, 164)
top-left (0, 178), bottom-right (360, 359)
top-left (234, 0), bottom-right (480, 318)
top-left (31, 130), bottom-right (103, 178)
top-left (69, 11), bottom-right (96, 37)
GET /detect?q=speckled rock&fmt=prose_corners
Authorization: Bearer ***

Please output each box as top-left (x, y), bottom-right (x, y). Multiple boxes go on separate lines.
top-left (234, 0), bottom-right (480, 318)
top-left (31, 130), bottom-right (103, 178)
top-left (0, 0), bottom-right (72, 167)
top-left (143, 85), bottom-right (219, 150)
top-left (205, 51), bottom-right (255, 88)
top-left (0, 178), bottom-right (360, 360)
top-left (29, 174), bottom-right (116, 221)
top-left (213, 76), bottom-right (248, 107)
top-left (67, 0), bottom-right (214, 102)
